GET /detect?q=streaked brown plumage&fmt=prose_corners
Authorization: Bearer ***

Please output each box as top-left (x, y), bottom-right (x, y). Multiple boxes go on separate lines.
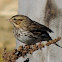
top-left (9, 15), bottom-right (62, 48)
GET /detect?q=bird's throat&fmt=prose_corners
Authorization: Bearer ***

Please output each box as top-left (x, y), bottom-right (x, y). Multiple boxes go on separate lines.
top-left (13, 22), bottom-right (20, 28)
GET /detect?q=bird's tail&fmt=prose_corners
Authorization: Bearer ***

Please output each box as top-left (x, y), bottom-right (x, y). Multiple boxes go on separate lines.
top-left (41, 31), bottom-right (62, 48)
top-left (55, 43), bottom-right (62, 48)
top-left (48, 36), bottom-right (62, 48)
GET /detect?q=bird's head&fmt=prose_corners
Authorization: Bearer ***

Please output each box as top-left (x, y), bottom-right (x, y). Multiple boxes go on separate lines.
top-left (9, 15), bottom-right (29, 28)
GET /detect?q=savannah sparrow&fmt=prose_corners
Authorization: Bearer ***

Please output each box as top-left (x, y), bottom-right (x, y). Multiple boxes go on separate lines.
top-left (9, 15), bottom-right (62, 48)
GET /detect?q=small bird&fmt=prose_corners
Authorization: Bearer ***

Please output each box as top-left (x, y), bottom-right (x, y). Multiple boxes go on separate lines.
top-left (9, 15), bottom-right (62, 48)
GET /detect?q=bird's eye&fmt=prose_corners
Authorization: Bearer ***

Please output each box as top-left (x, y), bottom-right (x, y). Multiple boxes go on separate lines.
top-left (14, 18), bottom-right (16, 20)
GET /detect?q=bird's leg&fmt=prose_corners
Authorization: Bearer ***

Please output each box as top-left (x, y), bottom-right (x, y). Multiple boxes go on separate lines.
top-left (24, 58), bottom-right (29, 62)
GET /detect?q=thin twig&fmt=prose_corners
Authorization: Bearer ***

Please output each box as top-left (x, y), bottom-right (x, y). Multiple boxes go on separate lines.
top-left (2, 37), bottom-right (61, 62)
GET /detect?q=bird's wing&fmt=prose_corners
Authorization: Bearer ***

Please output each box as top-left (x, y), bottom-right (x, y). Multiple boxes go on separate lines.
top-left (28, 20), bottom-right (53, 33)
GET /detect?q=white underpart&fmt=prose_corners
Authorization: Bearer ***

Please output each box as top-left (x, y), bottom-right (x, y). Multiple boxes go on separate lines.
top-left (17, 29), bottom-right (32, 42)
top-left (14, 28), bottom-right (38, 44)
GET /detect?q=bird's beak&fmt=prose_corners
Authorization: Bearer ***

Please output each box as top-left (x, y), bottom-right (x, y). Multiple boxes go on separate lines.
top-left (8, 19), bottom-right (13, 22)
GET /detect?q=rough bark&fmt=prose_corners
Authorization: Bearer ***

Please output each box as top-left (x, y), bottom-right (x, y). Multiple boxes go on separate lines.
top-left (48, 0), bottom-right (62, 62)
